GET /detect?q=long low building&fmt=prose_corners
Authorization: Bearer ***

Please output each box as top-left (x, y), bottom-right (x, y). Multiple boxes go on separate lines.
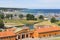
top-left (33, 26), bottom-right (60, 38)
top-left (14, 26), bottom-right (60, 40)
top-left (0, 26), bottom-right (60, 40)
top-left (0, 31), bottom-right (16, 40)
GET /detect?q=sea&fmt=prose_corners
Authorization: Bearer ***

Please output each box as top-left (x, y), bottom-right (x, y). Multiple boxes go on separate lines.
top-left (20, 9), bottom-right (60, 20)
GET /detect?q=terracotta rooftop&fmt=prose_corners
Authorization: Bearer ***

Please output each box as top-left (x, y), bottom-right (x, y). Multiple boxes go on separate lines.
top-left (0, 31), bottom-right (16, 38)
top-left (36, 26), bottom-right (60, 33)
top-left (6, 27), bottom-right (16, 31)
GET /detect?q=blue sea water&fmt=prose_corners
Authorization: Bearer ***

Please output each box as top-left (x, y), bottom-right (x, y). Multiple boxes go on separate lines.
top-left (19, 9), bottom-right (60, 20)
top-left (19, 9), bottom-right (60, 16)
top-left (20, 9), bottom-right (60, 13)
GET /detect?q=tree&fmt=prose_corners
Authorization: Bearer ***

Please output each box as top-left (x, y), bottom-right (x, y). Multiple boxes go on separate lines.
top-left (6, 14), bottom-right (10, 19)
top-left (58, 24), bottom-right (60, 26)
top-left (0, 19), bottom-right (4, 28)
top-left (34, 18), bottom-right (37, 20)
top-left (26, 14), bottom-right (35, 20)
top-left (10, 14), bottom-right (13, 19)
top-left (14, 14), bottom-right (17, 16)
top-left (19, 14), bottom-right (24, 19)
top-left (50, 17), bottom-right (56, 23)
top-left (6, 14), bottom-right (13, 19)
top-left (0, 14), bottom-right (4, 19)
top-left (39, 15), bottom-right (44, 20)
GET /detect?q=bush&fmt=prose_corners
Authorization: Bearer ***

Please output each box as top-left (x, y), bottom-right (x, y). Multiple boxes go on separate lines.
top-left (50, 17), bottom-right (57, 23)
top-left (0, 30), bottom-right (2, 32)
top-left (19, 14), bottom-right (24, 19)
top-left (34, 18), bottom-right (37, 20)
top-left (0, 14), bottom-right (4, 19)
top-left (58, 24), bottom-right (60, 26)
top-left (26, 14), bottom-right (35, 20)
top-left (0, 19), bottom-right (4, 28)
top-left (39, 15), bottom-right (44, 20)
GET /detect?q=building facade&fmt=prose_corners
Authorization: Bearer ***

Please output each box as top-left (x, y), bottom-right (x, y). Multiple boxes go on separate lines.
top-left (0, 31), bottom-right (16, 40)
top-left (0, 26), bottom-right (60, 40)
top-left (16, 28), bottom-right (33, 40)
top-left (33, 26), bottom-right (60, 38)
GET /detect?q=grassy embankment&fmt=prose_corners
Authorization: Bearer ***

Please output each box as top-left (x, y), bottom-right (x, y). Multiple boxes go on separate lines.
top-left (34, 20), bottom-right (58, 27)
top-left (3, 19), bottom-right (59, 28)
top-left (55, 21), bottom-right (60, 26)
top-left (3, 19), bottom-right (39, 27)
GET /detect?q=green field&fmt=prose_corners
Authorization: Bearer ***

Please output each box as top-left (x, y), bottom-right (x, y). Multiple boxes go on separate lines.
top-left (4, 19), bottom-right (39, 24)
top-left (3, 19), bottom-right (39, 27)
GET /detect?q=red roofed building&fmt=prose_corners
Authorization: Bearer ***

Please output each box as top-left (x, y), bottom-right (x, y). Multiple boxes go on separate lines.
top-left (0, 31), bottom-right (16, 40)
top-left (33, 26), bottom-right (60, 38)
top-left (5, 27), bottom-right (16, 32)
top-left (1, 26), bottom-right (60, 40)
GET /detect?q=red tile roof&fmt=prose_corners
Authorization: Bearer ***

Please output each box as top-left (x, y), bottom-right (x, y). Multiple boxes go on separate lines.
top-left (36, 26), bottom-right (60, 33)
top-left (0, 31), bottom-right (16, 38)
top-left (6, 28), bottom-right (16, 31)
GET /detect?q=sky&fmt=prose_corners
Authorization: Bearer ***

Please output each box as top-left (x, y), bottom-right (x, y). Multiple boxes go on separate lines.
top-left (0, 0), bottom-right (60, 9)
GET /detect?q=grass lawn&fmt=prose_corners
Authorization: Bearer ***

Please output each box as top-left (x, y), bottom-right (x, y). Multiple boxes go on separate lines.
top-left (3, 19), bottom-right (58, 27)
top-left (53, 20), bottom-right (60, 27)
top-left (34, 20), bottom-right (58, 26)
top-left (3, 19), bottom-right (39, 26)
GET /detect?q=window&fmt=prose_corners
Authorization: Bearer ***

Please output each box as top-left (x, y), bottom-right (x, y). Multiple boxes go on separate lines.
top-left (32, 36), bottom-right (34, 38)
top-left (43, 35), bottom-right (45, 37)
top-left (55, 33), bottom-right (56, 35)
top-left (26, 34), bottom-right (28, 38)
top-left (49, 34), bottom-right (51, 36)
top-left (18, 35), bottom-right (20, 39)
top-left (22, 34), bottom-right (25, 39)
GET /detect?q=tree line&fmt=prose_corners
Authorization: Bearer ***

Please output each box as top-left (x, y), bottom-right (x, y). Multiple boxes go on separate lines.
top-left (0, 13), bottom-right (59, 29)
top-left (0, 14), bottom-right (44, 20)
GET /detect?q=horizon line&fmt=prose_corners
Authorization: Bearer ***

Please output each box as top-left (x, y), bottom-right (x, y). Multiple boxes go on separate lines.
top-left (0, 7), bottom-right (60, 9)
